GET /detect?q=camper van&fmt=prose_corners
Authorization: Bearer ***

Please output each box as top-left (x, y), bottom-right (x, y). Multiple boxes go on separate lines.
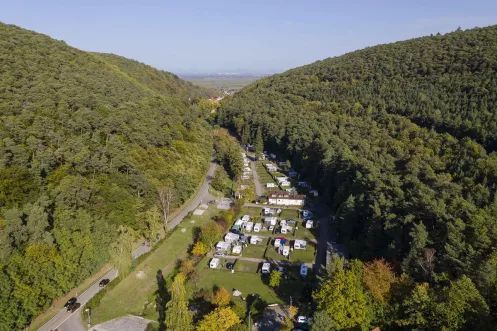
top-left (300, 264), bottom-right (308, 277)
top-left (253, 223), bottom-right (262, 232)
top-left (245, 222), bottom-right (254, 232)
top-left (262, 262), bottom-right (271, 274)
top-left (210, 258), bottom-right (220, 269)
top-left (279, 245), bottom-right (290, 256)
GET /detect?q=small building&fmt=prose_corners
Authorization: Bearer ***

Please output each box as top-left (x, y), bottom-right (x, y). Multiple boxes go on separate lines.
top-left (244, 167), bottom-right (251, 172)
top-left (294, 239), bottom-right (307, 250)
top-left (275, 176), bottom-right (288, 184)
top-left (254, 223), bottom-right (262, 232)
top-left (259, 153), bottom-right (266, 160)
top-left (268, 191), bottom-right (305, 206)
top-left (245, 221), bottom-right (254, 232)
top-left (250, 236), bottom-right (262, 245)
top-left (278, 161), bottom-right (287, 167)
top-left (264, 217), bottom-right (278, 226)
top-left (298, 181), bottom-right (310, 188)
top-left (305, 220), bottom-right (313, 229)
top-left (300, 264), bottom-right (308, 277)
top-left (266, 183), bottom-right (277, 188)
top-left (225, 232), bottom-right (240, 243)
top-left (241, 175), bottom-right (250, 180)
top-left (232, 245), bottom-right (242, 254)
top-left (262, 262), bottom-right (271, 274)
top-left (241, 215), bottom-right (251, 222)
top-left (309, 190), bottom-right (319, 197)
top-left (216, 241), bottom-right (230, 251)
top-left (279, 245), bottom-right (290, 256)
top-left (210, 258), bottom-right (220, 269)
top-left (280, 180), bottom-right (291, 187)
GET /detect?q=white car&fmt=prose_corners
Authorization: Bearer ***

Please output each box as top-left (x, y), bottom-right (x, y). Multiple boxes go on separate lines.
top-left (269, 225), bottom-right (275, 231)
top-left (297, 316), bottom-right (307, 324)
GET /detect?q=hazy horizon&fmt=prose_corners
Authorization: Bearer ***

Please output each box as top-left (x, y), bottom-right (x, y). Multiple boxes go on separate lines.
top-left (2, 1), bottom-right (497, 75)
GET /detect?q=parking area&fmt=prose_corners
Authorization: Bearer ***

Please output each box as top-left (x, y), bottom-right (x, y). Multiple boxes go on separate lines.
top-left (217, 198), bottom-right (234, 210)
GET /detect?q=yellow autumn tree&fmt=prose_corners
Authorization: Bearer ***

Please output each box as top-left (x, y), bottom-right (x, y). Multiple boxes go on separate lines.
top-left (197, 307), bottom-right (241, 331)
top-left (191, 242), bottom-right (208, 256)
top-left (363, 259), bottom-right (396, 302)
top-left (211, 287), bottom-right (231, 307)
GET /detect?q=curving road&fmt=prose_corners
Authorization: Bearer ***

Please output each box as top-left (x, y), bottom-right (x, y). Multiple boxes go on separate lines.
top-left (38, 159), bottom-right (217, 331)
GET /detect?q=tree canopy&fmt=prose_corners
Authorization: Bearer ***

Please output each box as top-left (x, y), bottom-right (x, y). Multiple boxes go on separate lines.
top-left (219, 25), bottom-right (497, 329)
top-left (0, 22), bottom-right (212, 329)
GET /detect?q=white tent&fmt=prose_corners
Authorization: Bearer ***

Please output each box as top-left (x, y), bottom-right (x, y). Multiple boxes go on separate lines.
top-left (216, 241), bottom-right (230, 251)
top-left (210, 258), bottom-right (220, 268)
top-left (232, 289), bottom-right (242, 297)
top-left (232, 245), bottom-right (242, 254)
top-left (294, 239), bottom-right (307, 250)
top-left (225, 232), bottom-right (240, 243)
top-left (250, 236), bottom-right (262, 245)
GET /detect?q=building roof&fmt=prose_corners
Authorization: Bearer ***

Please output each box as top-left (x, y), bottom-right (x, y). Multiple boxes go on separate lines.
top-left (268, 191), bottom-right (306, 200)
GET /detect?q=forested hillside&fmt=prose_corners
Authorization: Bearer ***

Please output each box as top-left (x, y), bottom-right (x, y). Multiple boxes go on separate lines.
top-left (0, 23), bottom-right (212, 329)
top-left (219, 25), bottom-right (497, 330)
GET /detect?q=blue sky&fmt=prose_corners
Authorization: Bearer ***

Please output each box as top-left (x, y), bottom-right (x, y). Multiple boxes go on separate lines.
top-left (1, 0), bottom-right (497, 74)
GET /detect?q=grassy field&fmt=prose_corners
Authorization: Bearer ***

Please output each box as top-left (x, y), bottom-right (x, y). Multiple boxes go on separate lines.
top-left (195, 258), bottom-right (314, 307)
top-left (91, 206), bottom-right (218, 324)
top-left (255, 162), bottom-right (278, 194)
top-left (196, 258), bottom-right (282, 304)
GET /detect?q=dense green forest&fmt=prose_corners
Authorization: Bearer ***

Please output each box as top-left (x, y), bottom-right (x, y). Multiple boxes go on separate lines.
top-left (219, 25), bottom-right (497, 330)
top-left (0, 23), bottom-right (212, 330)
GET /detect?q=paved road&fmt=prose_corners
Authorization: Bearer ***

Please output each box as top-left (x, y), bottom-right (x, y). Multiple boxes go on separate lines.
top-left (167, 159), bottom-right (216, 230)
top-left (251, 160), bottom-right (263, 196)
top-left (38, 159), bottom-right (217, 331)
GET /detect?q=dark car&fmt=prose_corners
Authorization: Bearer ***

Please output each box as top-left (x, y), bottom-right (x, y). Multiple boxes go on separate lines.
top-left (227, 262), bottom-right (234, 270)
top-left (67, 302), bottom-right (81, 313)
top-left (99, 278), bottom-right (110, 287)
top-left (230, 229), bottom-right (242, 235)
top-left (64, 297), bottom-right (77, 308)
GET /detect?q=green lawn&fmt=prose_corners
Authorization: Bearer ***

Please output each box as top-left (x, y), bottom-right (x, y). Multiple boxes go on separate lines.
top-left (196, 258), bottom-right (282, 304)
top-left (280, 209), bottom-right (300, 219)
top-left (237, 206), bottom-right (263, 219)
top-left (91, 206), bottom-right (216, 324)
top-left (241, 244), bottom-right (267, 259)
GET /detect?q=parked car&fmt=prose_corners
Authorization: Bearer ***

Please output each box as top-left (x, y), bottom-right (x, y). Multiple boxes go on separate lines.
top-left (99, 278), bottom-right (110, 287)
top-left (227, 262), bottom-right (234, 270)
top-left (297, 316), bottom-right (308, 324)
top-left (214, 252), bottom-right (226, 257)
top-left (268, 225), bottom-right (275, 231)
top-left (64, 297), bottom-right (77, 308)
top-left (67, 302), bottom-right (81, 313)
